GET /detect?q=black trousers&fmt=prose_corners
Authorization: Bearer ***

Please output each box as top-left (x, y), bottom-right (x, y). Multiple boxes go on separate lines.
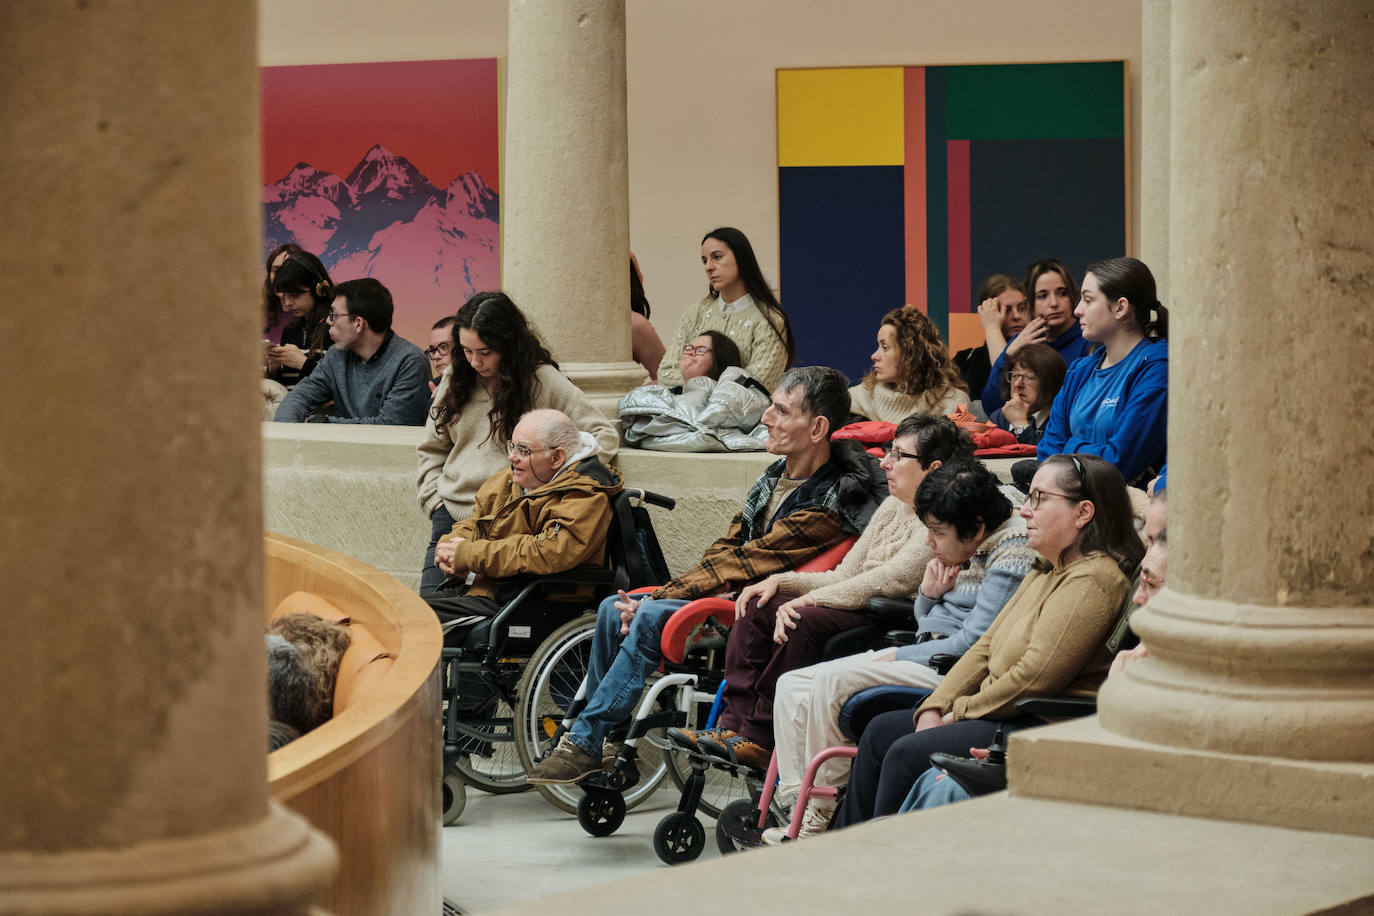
top-left (832, 709), bottom-right (1023, 829)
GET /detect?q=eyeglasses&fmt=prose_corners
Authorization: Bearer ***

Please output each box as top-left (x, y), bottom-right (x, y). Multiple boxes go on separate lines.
top-left (1006, 370), bottom-right (1038, 383)
top-left (505, 441), bottom-right (551, 460)
top-left (682, 345), bottom-right (713, 356)
top-left (326, 310), bottom-right (353, 323)
top-left (1025, 488), bottom-right (1077, 510)
top-left (424, 342), bottom-right (451, 358)
top-left (885, 446), bottom-right (922, 464)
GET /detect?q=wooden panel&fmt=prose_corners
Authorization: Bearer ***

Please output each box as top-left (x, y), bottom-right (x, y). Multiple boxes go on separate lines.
top-left (265, 533), bottom-right (443, 916)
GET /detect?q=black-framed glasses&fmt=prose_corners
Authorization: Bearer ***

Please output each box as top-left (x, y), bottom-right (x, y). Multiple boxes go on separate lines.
top-left (425, 341), bottom-right (451, 358)
top-left (682, 344), bottom-right (713, 356)
top-left (885, 445), bottom-right (922, 464)
top-left (1025, 488), bottom-right (1076, 510)
top-left (326, 310), bottom-right (353, 323)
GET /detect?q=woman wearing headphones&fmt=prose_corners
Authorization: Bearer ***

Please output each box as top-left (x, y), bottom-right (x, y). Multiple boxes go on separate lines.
top-left (266, 249), bottom-right (335, 387)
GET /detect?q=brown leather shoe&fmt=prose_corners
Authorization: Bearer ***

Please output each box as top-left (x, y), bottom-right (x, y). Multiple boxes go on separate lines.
top-left (721, 733), bottom-right (771, 772)
top-left (695, 728), bottom-right (739, 760)
top-left (666, 726), bottom-right (721, 752)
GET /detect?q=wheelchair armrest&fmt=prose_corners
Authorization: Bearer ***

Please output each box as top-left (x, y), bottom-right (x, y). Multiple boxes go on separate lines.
top-left (1015, 696), bottom-right (1098, 719)
top-left (928, 654), bottom-right (959, 675)
top-left (837, 685), bottom-right (932, 742)
top-left (884, 630), bottom-right (918, 646)
top-left (659, 596), bottom-right (735, 664)
top-left (863, 595), bottom-right (916, 623)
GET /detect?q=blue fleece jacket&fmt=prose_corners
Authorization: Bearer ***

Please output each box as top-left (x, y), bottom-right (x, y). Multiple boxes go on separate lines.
top-left (1037, 338), bottom-right (1168, 484)
top-left (980, 323), bottom-right (1094, 414)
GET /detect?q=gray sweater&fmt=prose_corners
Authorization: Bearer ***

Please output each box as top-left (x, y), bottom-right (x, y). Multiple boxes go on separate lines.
top-left (274, 331), bottom-right (431, 426)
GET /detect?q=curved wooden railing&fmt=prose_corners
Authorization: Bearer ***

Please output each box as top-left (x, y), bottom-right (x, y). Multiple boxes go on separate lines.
top-left (265, 532), bottom-right (443, 916)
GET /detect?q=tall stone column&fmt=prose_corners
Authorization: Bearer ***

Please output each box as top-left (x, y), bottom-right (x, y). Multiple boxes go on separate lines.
top-left (1137, 0), bottom-right (1170, 301)
top-left (502, 0), bottom-right (645, 414)
top-left (0, 3), bottom-right (335, 913)
top-left (1011, 0), bottom-right (1374, 837)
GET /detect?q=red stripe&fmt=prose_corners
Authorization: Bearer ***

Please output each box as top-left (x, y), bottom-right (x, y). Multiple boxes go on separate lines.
top-left (946, 139), bottom-right (971, 315)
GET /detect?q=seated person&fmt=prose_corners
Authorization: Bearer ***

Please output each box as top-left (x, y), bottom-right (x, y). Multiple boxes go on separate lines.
top-left (527, 367), bottom-right (886, 785)
top-left (981, 258), bottom-right (1094, 415)
top-left (425, 409), bottom-right (622, 633)
top-left (666, 414), bottom-right (974, 767)
top-left (955, 273), bottom-right (1030, 399)
top-left (619, 331), bottom-right (772, 452)
top-left (1035, 257), bottom-right (1169, 486)
top-left (265, 247), bottom-right (332, 387)
top-left (832, 454), bottom-right (1142, 829)
top-left (629, 254), bottom-right (667, 382)
top-left (988, 343), bottom-right (1067, 444)
top-left (274, 278), bottom-right (431, 425)
top-left (850, 308), bottom-right (968, 423)
top-left (426, 314), bottom-right (456, 393)
top-left (761, 459), bottom-right (1034, 840)
top-left (266, 613), bottom-right (353, 734)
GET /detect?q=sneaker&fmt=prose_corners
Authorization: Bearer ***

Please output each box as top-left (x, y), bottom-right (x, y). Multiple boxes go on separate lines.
top-left (666, 726), bottom-right (720, 752)
top-left (527, 737), bottom-right (602, 785)
top-left (761, 799), bottom-right (835, 845)
top-left (720, 733), bottom-right (771, 772)
top-left (601, 740), bottom-right (623, 769)
top-left (694, 728), bottom-right (739, 760)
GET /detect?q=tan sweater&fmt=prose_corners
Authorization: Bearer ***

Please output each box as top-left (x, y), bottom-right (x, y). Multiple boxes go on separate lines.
top-left (917, 552), bottom-right (1131, 722)
top-left (656, 295), bottom-right (790, 390)
top-left (768, 495), bottom-right (930, 609)
top-left (416, 363), bottom-right (619, 521)
top-left (848, 381), bottom-right (969, 424)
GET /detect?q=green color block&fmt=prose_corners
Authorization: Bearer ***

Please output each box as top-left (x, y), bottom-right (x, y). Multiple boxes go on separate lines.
top-left (944, 62), bottom-right (1124, 139)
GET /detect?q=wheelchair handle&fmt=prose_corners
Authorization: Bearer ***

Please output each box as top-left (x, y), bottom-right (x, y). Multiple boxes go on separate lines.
top-left (627, 488), bottom-right (676, 511)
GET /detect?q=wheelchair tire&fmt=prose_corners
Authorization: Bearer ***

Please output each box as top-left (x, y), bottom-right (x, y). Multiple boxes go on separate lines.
top-left (449, 697), bottom-right (529, 795)
top-left (714, 797), bottom-right (778, 854)
top-left (577, 789), bottom-right (626, 837)
top-left (653, 812), bottom-right (706, 865)
top-left (514, 613), bottom-right (670, 815)
top-left (442, 767), bottom-right (467, 826)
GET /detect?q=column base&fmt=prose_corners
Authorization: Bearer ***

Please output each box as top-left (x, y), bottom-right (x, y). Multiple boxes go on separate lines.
top-left (0, 803), bottom-right (336, 915)
top-left (1009, 715), bottom-right (1374, 838)
top-left (560, 360), bottom-right (649, 417)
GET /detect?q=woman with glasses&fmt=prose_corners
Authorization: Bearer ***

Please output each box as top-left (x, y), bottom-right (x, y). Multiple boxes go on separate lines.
top-left (988, 343), bottom-right (1067, 444)
top-left (265, 248), bottom-right (333, 388)
top-left (416, 291), bottom-right (618, 597)
top-left (831, 453), bottom-right (1142, 830)
top-left (1035, 257), bottom-right (1169, 486)
top-left (850, 308), bottom-right (969, 423)
top-left (655, 227), bottom-right (794, 390)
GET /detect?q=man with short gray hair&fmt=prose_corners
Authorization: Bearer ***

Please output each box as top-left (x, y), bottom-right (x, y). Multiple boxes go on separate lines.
top-left (425, 408), bottom-right (623, 634)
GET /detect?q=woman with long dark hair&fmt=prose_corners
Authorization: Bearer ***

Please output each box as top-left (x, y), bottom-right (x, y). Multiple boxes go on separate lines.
top-left (415, 291), bottom-right (618, 596)
top-left (655, 227), bottom-right (795, 390)
top-left (261, 242), bottom-right (305, 339)
top-left (265, 249), bottom-right (333, 387)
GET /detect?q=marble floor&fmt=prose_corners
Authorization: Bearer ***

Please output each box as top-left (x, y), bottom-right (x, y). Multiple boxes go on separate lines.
top-left (441, 781), bottom-right (731, 914)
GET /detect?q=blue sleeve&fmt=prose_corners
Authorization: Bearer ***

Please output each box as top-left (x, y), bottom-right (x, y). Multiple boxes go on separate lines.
top-left (1059, 350), bottom-right (1168, 482)
top-left (988, 407), bottom-right (1009, 431)
top-left (980, 347), bottom-right (1010, 413)
top-left (273, 354), bottom-right (337, 423)
top-left (1154, 464), bottom-right (1168, 494)
top-left (1036, 356), bottom-right (1091, 460)
top-left (896, 561), bottom-right (1027, 664)
top-left (327, 352), bottom-right (432, 425)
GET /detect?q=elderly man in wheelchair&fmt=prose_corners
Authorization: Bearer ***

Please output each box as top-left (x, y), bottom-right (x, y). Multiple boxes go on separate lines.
top-left (527, 367), bottom-right (888, 786)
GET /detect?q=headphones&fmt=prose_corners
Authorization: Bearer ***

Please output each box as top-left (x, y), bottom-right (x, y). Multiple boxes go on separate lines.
top-left (284, 254), bottom-right (333, 301)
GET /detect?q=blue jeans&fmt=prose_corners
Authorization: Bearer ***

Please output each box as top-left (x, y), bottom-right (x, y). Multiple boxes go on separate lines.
top-left (419, 504), bottom-right (456, 598)
top-left (566, 594), bottom-right (688, 755)
top-left (899, 766), bottom-right (972, 812)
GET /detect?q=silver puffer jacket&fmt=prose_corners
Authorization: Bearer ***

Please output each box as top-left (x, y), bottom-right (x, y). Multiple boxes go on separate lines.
top-left (618, 366), bottom-right (771, 452)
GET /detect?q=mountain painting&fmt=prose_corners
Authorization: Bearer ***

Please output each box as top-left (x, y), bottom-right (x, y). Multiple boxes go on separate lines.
top-left (261, 58), bottom-right (500, 350)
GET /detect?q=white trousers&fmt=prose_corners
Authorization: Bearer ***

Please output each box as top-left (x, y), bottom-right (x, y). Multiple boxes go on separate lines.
top-left (772, 650), bottom-right (944, 794)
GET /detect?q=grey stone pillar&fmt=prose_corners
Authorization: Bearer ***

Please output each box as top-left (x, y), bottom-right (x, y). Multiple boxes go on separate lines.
top-left (0, 2), bottom-right (335, 911)
top-left (502, 0), bottom-right (645, 414)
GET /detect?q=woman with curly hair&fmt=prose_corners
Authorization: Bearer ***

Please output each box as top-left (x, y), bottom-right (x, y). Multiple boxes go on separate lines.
top-left (849, 308), bottom-right (969, 423)
top-left (415, 291), bottom-right (619, 596)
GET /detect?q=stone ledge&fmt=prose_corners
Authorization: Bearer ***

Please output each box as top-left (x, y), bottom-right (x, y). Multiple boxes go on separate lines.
top-left (490, 793), bottom-right (1374, 916)
top-left (1010, 715), bottom-right (1374, 839)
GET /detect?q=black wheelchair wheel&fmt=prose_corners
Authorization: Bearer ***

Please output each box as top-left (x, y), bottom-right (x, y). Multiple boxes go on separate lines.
top-left (653, 812), bottom-right (706, 865)
top-left (714, 797), bottom-right (777, 854)
top-left (576, 789), bottom-right (627, 837)
top-left (442, 767), bottom-right (467, 826)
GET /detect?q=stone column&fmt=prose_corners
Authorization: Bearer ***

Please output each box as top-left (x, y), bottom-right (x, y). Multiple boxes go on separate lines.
top-left (502, 0), bottom-right (646, 414)
top-left (1137, 0), bottom-right (1170, 301)
top-left (1011, 0), bottom-right (1374, 837)
top-left (0, 3), bottom-right (335, 913)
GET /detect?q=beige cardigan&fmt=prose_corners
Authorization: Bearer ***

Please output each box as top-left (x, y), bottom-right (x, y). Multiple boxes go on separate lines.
top-left (416, 363), bottom-right (619, 522)
top-left (768, 495), bottom-right (930, 609)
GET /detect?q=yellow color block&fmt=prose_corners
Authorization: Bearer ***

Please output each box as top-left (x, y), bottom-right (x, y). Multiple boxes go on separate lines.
top-left (778, 67), bottom-right (905, 167)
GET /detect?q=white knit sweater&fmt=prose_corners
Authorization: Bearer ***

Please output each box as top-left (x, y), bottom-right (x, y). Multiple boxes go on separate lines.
top-left (656, 295), bottom-right (791, 390)
top-left (848, 381), bottom-right (969, 424)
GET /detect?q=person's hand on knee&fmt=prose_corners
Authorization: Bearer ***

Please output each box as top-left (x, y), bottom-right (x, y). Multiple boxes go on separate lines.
top-left (736, 576), bottom-right (779, 620)
top-left (614, 589), bottom-right (642, 636)
top-left (772, 593), bottom-right (817, 644)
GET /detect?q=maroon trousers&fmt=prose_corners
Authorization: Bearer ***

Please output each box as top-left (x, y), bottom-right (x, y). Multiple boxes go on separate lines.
top-left (717, 595), bottom-right (871, 745)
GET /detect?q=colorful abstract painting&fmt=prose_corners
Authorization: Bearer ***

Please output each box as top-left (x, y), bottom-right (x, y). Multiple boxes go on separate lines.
top-left (777, 62), bottom-right (1126, 383)
top-left (261, 58), bottom-right (500, 349)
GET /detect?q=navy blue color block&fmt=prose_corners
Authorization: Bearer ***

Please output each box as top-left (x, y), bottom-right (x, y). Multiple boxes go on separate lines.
top-left (968, 138), bottom-right (1127, 308)
top-left (779, 165), bottom-right (906, 385)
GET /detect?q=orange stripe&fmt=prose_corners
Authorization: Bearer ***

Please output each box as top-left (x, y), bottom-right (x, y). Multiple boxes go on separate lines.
top-left (903, 67), bottom-right (926, 312)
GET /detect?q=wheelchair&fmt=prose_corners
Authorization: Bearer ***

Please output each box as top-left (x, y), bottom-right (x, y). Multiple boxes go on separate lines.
top-left (440, 486), bottom-right (676, 825)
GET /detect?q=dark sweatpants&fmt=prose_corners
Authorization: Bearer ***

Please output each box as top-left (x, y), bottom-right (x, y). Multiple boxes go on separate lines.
top-left (718, 595), bottom-right (871, 745)
top-left (832, 709), bottom-right (1021, 829)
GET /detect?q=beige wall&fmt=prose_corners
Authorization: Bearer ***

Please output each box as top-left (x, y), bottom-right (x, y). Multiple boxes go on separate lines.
top-left (260, 0), bottom-right (1142, 350)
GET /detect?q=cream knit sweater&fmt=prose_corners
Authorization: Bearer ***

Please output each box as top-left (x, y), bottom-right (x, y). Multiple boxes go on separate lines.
top-left (768, 495), bottom-right (931, 609)
top-left (656, 295), bottom-right (791, 390)
top-left (416, 363), bottom-right (619, 521)
top-left (848, 380), bottom-right (969, 424)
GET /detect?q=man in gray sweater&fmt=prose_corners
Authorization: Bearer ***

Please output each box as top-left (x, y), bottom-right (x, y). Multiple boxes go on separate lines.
top-left (273, 278), bottom-right (431, 426)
